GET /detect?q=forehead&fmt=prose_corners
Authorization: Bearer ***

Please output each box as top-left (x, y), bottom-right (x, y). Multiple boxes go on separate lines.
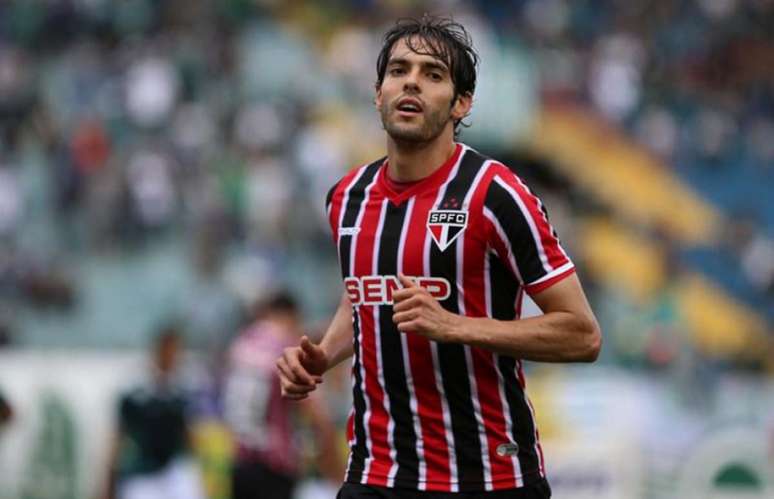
top-left (388, 36), bottom-right (449, 68)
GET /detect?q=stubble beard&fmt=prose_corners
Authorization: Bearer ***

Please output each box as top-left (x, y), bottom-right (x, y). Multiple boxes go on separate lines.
top-left (380, 100), bottom-right (452, 145)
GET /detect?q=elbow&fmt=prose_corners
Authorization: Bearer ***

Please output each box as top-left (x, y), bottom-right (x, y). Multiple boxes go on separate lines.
top-left (578, 316), bottom-right (602, 363)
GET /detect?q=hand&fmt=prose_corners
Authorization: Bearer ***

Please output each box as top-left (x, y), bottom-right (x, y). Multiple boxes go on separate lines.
top-left (392, 273), bottom-right (461, 342)
top-left (276, 336), bottom-right (328, 400)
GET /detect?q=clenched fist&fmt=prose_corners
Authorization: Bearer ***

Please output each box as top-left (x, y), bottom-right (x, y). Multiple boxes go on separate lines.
top-left (276, 336), bottom-right (328, 400)
top-left (392, 273), bottom-right (461, 343)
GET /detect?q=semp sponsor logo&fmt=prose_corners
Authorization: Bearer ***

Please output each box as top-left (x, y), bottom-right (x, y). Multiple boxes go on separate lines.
top-left (427, 209), bottom-right (468, 251)
top-left (344, 275), bottom-right (451, 306)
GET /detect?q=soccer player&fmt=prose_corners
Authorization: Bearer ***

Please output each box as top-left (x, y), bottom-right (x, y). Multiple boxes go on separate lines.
top-left (222, 292), bottom-right (341, 499)
top-left (102, 327), bottom-right (205, 499)
top-left (276, 16), bottom-right (601, 499)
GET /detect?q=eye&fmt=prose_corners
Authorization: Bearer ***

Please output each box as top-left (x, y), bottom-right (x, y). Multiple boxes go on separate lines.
top-left (389, 67), bottom-right (405, 76)
top-left (429, 72), bottom-right (443, 81)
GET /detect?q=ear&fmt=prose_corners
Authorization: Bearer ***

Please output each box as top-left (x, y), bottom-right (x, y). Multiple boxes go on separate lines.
top-left (451, 92), bottom-right (473, 121)
top-left (374, 83), bottom-right (383, 109)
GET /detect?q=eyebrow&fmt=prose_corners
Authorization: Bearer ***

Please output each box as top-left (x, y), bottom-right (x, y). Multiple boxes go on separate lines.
top-left (387, 57), bottom-right (449, 73)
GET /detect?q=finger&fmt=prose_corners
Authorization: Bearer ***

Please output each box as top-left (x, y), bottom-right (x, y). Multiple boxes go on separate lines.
top-left (398, 273), bottom-right (417, 288)
top-left (392, 309), bottom-right (418, 324)
top-left (276, 357), bottom-right (312, 386)
top-left (397, 320), bottom-right (419, 333)
top-left (281, 351), bottom-right (319, 385)
top-left (291, 345), bottom-right (324, 381)
top-left (280, 379), bottom-right (318, 395)
top-left (300, 336), bottom-right (324, 361)
top-left (278, 366), bottom-right (319, 395)
top-left (392, 293), bottom-right (423, 312)
top-left (393, 284), bottom-right (428, 304)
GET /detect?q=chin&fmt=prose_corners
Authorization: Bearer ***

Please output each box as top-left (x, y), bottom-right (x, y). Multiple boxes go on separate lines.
top-left (385, 123), bottom-right (430, 143)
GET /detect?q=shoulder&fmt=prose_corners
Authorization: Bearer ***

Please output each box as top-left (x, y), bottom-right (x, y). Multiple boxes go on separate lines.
top-left (453, 145), bottom-right (531, 205)
top-left (326, 157), bottom-right (386, 206)
top-left (480, 158), bottom-right (540, 209)
top-left (456, 145), bottom-right (527, 186)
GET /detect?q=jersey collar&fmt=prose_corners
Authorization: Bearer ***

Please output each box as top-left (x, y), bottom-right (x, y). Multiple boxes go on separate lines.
top-left (377, 143), bottom-right (463, 206)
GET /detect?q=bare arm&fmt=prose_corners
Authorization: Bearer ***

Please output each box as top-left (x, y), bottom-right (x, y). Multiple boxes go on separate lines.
top-left (392, 273), bottom-right (601, 362)
top-left (277, 290), bottom-right (354, 400)
top-left (318, 290), bottom-right (356, 369)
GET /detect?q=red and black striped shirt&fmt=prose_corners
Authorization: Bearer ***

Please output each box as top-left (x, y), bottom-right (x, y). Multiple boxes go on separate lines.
top-left (326, 143), bottom-right (575, 492)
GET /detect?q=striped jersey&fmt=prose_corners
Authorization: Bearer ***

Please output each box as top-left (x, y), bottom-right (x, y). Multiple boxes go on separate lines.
top-left (325, 143), bottom-right (575, 492)
top-left (223, 321), bottom-right (301, 476)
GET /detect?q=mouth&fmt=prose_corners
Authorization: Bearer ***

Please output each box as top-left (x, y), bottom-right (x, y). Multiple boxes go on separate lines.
top-left (395, 97), bottom-right (424, 116)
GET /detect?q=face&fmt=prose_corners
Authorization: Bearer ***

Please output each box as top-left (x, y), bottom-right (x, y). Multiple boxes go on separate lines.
top-left (376, 36), bottom-right (471, 144)
top-left (156, 335), bottom-right (180, 374)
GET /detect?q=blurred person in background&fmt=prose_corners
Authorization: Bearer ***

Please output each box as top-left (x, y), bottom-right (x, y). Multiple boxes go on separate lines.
top-left (0, 389), bottom-right (12, 429)
top-left (223, 291), bottom-right (342, 499)
top-left (277, 16), bottom-right (600, 499)
top-left (101, 326), bottom-right (205, 499)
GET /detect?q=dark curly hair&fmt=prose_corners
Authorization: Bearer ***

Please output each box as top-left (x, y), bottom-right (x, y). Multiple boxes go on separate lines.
top-left (376, 15), bottom-right (479, 136)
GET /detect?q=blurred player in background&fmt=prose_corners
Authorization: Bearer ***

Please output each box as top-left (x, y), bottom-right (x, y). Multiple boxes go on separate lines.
top-left (223, 291), bottom-right (342, 499)
top-left (102, 327), bottom-right (205, 499)
top-left (0, 390), bottom-right (12, 430)
top-left (277, 15), bottom-right (601, 499)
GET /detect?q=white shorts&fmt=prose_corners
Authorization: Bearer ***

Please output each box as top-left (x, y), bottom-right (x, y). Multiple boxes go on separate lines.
top-left (118, 458), bottom-right (205, 499)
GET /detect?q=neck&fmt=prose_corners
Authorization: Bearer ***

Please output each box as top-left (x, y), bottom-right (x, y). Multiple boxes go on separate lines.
top-left (386, 127), bottom-right (456, 182)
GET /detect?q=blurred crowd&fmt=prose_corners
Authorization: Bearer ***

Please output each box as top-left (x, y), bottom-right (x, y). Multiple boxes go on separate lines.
top-left (492, 0), bottom-right (774, 308)
top-left (0, 0), bottom-right (770, 369)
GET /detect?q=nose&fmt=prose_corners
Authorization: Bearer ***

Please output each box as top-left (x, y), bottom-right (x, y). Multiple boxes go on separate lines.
top-left (403, 67), bottom-right (421, 93)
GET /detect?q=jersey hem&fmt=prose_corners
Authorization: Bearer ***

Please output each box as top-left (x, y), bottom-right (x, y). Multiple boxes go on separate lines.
top-left (346, 468), bottom-right (546, 493)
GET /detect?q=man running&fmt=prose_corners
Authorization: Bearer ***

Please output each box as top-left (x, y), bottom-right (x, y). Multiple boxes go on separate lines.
top-left (277, 16), bottom-right (601, 498)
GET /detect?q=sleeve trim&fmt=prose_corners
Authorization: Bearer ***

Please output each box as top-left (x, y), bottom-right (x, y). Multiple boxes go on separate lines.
top-left (524, 263), bottom-right (576, 295)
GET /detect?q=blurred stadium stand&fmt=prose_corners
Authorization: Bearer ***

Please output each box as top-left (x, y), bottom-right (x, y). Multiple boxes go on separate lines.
top-left (0, 1), bottom-right (771, 499)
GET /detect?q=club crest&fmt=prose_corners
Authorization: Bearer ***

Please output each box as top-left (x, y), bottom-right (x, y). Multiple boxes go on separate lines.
top-left (427, 209), bottom-right (468, 251)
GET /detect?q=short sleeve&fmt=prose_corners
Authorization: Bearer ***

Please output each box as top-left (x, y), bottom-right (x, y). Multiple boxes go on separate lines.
top-left (483, 170), bottom-right (575, 295)
top-left (325, 180), bottom-right (340, 216)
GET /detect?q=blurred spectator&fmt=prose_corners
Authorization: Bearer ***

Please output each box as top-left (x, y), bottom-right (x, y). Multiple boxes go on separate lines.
top-left (180, 234), bottom-right (242, 351)
top-left (0, 389), bottom-right (12, 429)
top-left (101, 326), bottom-right (205, 499)
top-left (0, 163), bottom-right (21, 237)
top-left (125, 56), bottom-right (180, 129)
top-left (588, 32), bottom-right (645, 122)
top-left (222, 291), bottom-right (341, 499)
top-left (0, 320), bottom-right (11, 347)
top-left (740, 230), bottom-right (774, 295)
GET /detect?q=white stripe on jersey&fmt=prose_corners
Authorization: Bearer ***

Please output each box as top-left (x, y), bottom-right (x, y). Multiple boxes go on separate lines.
top-left (423, 144), bottom-right (467, 491)
top-left (518, 359), bottom-right (546, 477)
top-left (512, 175), bottom-right (571, 262)
top-left (396, 197), bottom-right (428, 489)
top-left (493, 175), bottom-right (553, 273)
top-left (456, 161), bottom-right (495, 490)
top-left (494, 354), bottom-right (525, 486)
top-left (350, 172), bottom-right (380, 483)
top-left (486, 246), bottom-right (525, 485)
top-left (371, 198), bottom-right (400, 487)
top-left (338, 166), bottom-right (368, 246)
top-left (463, 347), bottom-right (493, 490)
top-left (482, 206), bottom-right (524, 285)
top-left (341, 167), bottom-right (371, 484)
